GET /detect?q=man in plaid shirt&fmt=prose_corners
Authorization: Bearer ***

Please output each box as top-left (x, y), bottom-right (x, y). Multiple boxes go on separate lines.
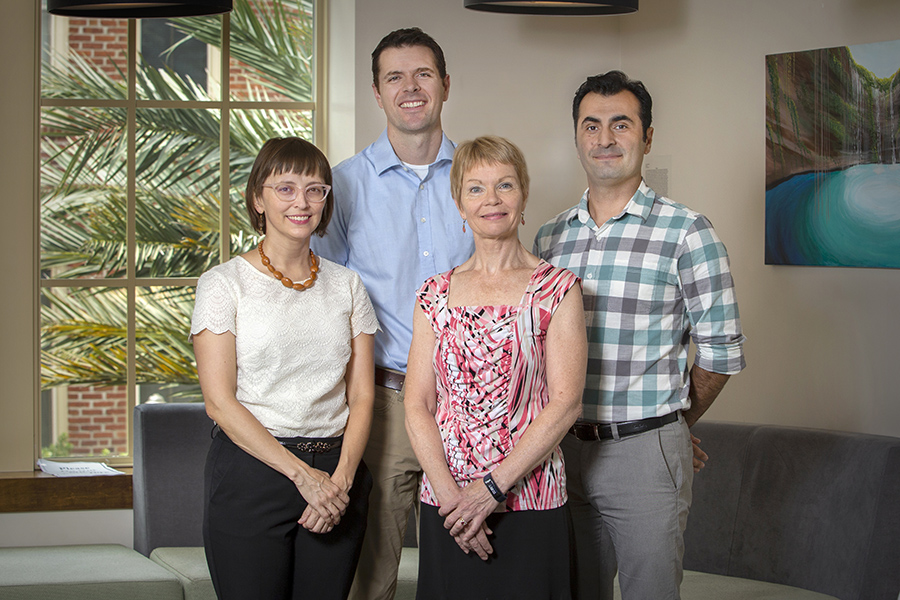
top-left (534, 71), bottom-right (746, 600)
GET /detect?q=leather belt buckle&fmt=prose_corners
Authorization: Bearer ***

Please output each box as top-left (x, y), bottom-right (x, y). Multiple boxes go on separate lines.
top-left (375, 367), bottom-right (405, 392)
top-left (570, 422), bottom-right (601, 441)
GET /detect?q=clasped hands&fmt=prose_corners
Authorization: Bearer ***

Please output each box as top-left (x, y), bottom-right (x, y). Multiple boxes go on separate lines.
top-left (295, 467), bottom-right (352, 534)
top-left (438, 478), bottom-right (500, 561)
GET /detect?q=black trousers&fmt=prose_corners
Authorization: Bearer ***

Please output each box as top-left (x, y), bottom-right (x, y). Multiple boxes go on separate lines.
top-left (203, 431), bottom-right (372, 600)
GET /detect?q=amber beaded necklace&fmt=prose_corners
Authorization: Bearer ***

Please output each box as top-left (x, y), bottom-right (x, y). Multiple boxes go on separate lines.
top-left (257, 240), bottom-right (318, 291)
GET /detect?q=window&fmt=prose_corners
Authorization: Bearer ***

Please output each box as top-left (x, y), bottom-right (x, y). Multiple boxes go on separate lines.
top-left (140, 19), bottom-right (209, 91)
top-left (38, 0), bottom-right (324, 463)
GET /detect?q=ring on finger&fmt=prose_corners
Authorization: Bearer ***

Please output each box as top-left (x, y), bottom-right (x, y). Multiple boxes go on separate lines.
top-left (458, 518), bottom-right (467, 527)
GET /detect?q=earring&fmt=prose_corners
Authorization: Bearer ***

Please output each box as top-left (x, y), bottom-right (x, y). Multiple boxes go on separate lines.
top-left (462, 219), bottom-right (467, 233)
top-left (521, 213), bottom-right (526, 226)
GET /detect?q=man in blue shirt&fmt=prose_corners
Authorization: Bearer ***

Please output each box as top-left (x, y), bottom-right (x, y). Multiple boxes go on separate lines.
top-left (312, 28), bottom-right (473, 600)
top-left (534, 71), bottom-right (746, 600)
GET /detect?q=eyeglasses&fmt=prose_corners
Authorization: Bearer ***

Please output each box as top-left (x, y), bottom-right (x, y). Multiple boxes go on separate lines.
top-left (262, 182), bottom-right (332, 203)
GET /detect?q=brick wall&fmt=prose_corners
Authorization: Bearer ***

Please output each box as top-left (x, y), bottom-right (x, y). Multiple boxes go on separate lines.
top-left (66, 385), bottom-right (128, 455)
top-left (66, 18), bottom-right (128, 79)
top-left (63, 9), bottom-right (290, 97)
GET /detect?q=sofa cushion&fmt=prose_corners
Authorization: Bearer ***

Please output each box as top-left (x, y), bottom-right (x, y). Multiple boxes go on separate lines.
top-left (150, 546), bottom-right (216, 600)
top-left (0, 544), bottom-right (182, 600)
top-left (394, 547), bottom-right (418, 600)
top-left (614, 570), bottom-right (838, 599)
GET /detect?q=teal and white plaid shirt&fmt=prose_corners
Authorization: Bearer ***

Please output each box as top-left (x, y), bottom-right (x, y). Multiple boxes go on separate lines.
top-left (534, 181), bottom-right (746, 423)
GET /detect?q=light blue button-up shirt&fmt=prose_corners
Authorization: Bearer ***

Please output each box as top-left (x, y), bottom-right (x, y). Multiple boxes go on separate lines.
top-left (312, 129), bottom-right (474, 372)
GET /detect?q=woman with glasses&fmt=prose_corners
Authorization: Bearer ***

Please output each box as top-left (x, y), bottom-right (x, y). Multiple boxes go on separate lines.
top-left (191, 137), bottom-right (378, 600)
top-left (405, 136), bottom-right (588, 599)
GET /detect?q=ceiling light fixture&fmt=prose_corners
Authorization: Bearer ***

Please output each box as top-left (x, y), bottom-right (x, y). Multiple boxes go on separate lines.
top-left (464, 0), bottom-right (637, 15)
top-left (47, 0), bottom-right (232, 18)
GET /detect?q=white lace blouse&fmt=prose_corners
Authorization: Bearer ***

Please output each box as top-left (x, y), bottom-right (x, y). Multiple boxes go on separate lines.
top-left (190, 255), bottom-right (379, 438)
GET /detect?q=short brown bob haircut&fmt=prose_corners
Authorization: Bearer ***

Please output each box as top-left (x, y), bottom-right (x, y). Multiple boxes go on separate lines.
top-left (245, 137), bottom-right (334, 237)
top-left (450, 136), bottom-right (530, 206)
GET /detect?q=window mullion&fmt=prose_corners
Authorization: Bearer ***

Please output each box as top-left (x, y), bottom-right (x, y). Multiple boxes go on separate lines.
top-left (315, 0), bottom-right (326, 152)
top-left (220, 13), bottom-right (231, 264)
top-left (126, 19), bottom-right (138, 457)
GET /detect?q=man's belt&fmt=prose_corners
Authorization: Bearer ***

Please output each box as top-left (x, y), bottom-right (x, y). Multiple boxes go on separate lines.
top-left (375, 367), bottom-right (405, 392)
top-left (569, 411), bottom-right (679, 441)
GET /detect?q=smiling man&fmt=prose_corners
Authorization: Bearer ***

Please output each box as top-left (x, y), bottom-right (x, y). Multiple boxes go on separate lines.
top-left (534, 71), bottom-right (746, 600)
top-left (312, 28), bottom-right (473, 600)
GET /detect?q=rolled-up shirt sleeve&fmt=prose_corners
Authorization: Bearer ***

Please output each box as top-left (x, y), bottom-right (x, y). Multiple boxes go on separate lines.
top-left (677, 216), bottom-right (746, 375)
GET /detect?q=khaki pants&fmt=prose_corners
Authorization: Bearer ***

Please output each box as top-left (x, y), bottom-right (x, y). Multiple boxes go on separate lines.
top-left (349, 383), bottom-right (422, 600)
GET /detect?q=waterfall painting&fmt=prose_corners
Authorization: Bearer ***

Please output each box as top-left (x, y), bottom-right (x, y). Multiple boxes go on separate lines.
top-left (765, 40), bottom-right (900, 268)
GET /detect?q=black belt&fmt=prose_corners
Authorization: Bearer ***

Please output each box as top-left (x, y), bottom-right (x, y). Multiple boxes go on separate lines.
top-left (569, 411), bottom-right (679, 441)
top-left (278, 437), bottom-right (342, 454)
top-left (375, 367), bottom-right (405, 392)
top-left (215, 428), bottom-right (342, 454)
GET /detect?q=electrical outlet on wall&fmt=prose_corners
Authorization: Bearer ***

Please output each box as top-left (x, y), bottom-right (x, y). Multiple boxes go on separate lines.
top-left (644, 155), bottom-right (671, 198)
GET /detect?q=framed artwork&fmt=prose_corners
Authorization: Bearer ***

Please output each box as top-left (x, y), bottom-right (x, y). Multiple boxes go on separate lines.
top-left (765, 40), bottom-right (900, 268)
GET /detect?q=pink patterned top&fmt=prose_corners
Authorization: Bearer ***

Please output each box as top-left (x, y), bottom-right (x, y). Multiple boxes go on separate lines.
top-left (416, 261), bottom-right (580, 511)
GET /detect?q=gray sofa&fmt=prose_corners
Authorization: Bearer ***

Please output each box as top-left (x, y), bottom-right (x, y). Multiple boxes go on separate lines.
top-left (133, 402), bottom-right (214, 557)
top-left (683, 420), bottom-right (900, 600)
top-left (129, 403), bottom-right (900, 600)
top-left (133, 402), bottom-right (217, 600)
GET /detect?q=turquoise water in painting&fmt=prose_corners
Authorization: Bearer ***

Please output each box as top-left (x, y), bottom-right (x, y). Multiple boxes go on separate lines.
top-left (765, 163), bottom-right (900, 268)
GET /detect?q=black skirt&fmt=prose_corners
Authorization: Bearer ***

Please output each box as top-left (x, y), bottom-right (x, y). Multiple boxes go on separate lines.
top-left (416, 502), bottom-right (573, 600)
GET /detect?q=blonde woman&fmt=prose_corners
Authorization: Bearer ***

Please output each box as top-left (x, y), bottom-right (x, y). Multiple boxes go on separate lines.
top-left (405, 136), bottom-right (587, 599)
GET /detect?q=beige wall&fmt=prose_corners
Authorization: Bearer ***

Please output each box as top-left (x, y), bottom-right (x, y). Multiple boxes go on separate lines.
top-left (354, 0), bottom-right (900, 437)
top-left (0, 3), bottom-right (38, 473)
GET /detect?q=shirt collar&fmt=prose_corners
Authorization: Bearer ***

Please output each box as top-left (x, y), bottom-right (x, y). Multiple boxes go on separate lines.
top-left (569, 179), bottom-right (657, 227)
top-left (370, 129), bottom-right (456, 177)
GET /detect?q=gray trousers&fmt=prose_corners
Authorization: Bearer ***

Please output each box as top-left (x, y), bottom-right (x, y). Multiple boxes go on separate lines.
top-left (562, 414), bottom-right (693, 600)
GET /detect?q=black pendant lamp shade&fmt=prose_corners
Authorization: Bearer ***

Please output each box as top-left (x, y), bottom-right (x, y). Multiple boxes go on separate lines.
top-left (464, 0), bottom-right (637, 15)
top-left (48, 0), bottom-right (233, 18)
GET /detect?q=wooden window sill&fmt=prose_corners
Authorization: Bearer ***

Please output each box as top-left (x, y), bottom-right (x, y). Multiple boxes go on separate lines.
top-left (0, 469), bottom-right (133, 513)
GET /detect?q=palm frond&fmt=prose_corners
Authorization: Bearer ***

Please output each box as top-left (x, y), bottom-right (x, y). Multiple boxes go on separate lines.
top-left (171, 0), bottom-right (314, 102)
top-left (42, 287), bottom-right (201, 388)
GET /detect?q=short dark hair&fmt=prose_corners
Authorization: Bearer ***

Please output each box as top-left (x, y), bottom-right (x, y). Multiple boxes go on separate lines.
top-left (572, 70), bottom-right (653, 140)
top-left (371, 27), bottom-right (447, 89)
top-left (245, 137), bottom-right (333, 237)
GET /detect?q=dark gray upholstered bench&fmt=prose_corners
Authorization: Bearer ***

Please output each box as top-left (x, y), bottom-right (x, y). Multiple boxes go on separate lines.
top-left (683, 421), bottom-right (900, 600)
top-left (133, 402), bottom-right (217, 599)
top-left (132, 403), bottom-right (900, 600)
